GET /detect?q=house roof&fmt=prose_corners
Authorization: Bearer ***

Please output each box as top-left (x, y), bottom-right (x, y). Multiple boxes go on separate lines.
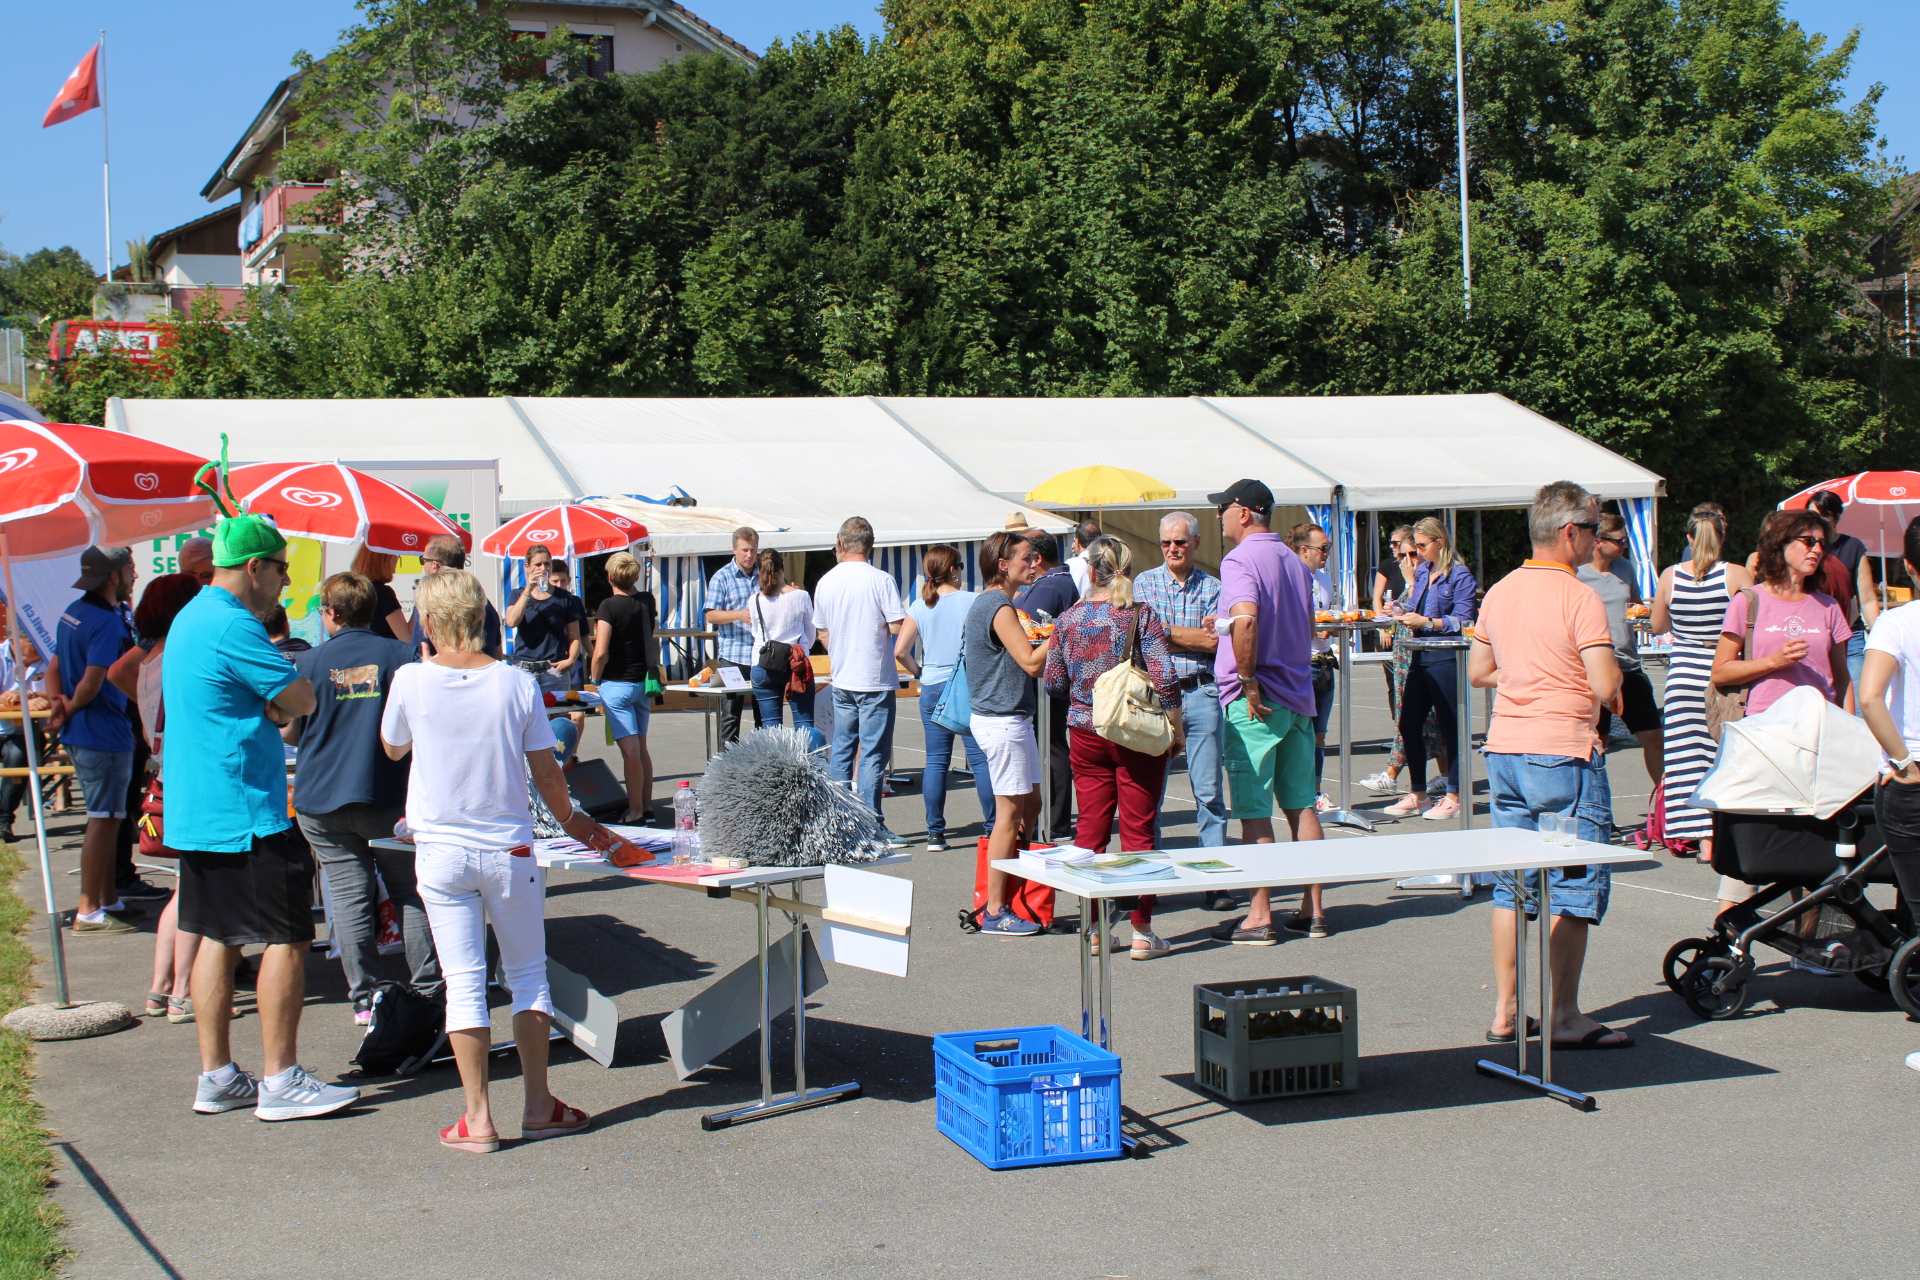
top-left (149, 203), bottom-right (243, 261)
top-left (201, 4), bottom-right (757, 203)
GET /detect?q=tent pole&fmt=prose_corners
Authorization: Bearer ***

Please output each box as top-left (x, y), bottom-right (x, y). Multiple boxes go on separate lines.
top-left (1474, 511), bottom-right (1484, 588)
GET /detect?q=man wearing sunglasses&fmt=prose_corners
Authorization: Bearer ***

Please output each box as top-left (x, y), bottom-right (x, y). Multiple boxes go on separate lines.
top-left (1577, 512), bottom-right (1662, 785)
top-left (164, 515), bottom-right (360, 1122)
top-left (1135, 512), bottom-right (1228, 878)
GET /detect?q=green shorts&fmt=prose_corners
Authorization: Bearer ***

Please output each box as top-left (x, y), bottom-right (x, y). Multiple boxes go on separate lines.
top-left (1223, 695), bottom-right (1318, 818)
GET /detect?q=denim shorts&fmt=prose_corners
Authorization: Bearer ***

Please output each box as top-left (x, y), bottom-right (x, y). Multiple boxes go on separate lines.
top-left (67, 745), bottom-right (134, 820)
top-left (1484, 749), bottom-right (1613, 924)
top-left (599, 680), bottom-right (649, 740)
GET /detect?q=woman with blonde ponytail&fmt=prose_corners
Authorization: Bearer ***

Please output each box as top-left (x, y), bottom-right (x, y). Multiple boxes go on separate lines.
top-left (1651, 503), bottom-right (1752, 856)
top-left (1042, 536), bottom-right (1183, 958)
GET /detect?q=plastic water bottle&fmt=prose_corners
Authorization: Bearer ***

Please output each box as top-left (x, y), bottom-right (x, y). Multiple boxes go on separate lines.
top-left (671, 781), bottom-right (698, 864)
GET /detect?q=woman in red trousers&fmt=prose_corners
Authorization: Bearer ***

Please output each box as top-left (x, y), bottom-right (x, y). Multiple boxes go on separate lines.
top-left (1043, 536), bottom-right (1184, 958)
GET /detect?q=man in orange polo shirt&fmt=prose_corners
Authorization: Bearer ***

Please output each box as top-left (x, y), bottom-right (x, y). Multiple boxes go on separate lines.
top-left (1469, 481), bottom-right (1634, 1051)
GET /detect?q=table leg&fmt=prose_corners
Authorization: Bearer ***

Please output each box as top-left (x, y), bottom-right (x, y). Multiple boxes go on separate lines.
top-left (1037, 684), bottom-right (1053, 844)
top-left (701, 880), bottom-right (863, 1130)
top-left (1320, 629), bottom-right (1373, 831)
top-left (1097, 895), bottom-right (1112, 1050)
top-left (1079, 893), bottom-right (1093, 1043)
top-left (1474, 867), bottom-right (1595, 1111)
top-left (1456, 644), bottom-right (1473, 832)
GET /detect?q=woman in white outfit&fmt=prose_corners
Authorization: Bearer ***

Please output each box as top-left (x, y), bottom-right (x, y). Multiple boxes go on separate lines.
top-left (381, 568), bottom-right (608, 1153)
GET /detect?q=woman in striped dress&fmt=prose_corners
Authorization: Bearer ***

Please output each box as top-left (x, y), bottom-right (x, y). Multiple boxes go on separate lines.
top-left (1652, 503), bottom-right (1753, 855)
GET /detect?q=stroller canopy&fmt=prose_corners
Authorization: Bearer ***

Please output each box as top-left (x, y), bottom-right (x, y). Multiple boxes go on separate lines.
top-left (1690, 685), bottom-right (1882, 819)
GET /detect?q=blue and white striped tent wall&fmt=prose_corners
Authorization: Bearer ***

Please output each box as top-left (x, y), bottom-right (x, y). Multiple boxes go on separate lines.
top-left (646, 542), bottom-right (986, 677)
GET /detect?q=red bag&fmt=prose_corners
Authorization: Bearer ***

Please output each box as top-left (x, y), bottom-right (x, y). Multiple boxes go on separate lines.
top-left (136, 772), bottom-right (179, 859)
top-left (967, 836), bottom-right (1057, 928)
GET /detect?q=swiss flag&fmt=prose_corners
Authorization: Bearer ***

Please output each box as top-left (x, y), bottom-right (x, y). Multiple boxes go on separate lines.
top-left (43, 45), bottom-right (101, 128)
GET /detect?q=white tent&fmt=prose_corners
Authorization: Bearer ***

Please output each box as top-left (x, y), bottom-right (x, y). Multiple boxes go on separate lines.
top-left (1203, 394), bottom-right (1664, 511)
top-left (871, 396), bottom-right (1333, 508)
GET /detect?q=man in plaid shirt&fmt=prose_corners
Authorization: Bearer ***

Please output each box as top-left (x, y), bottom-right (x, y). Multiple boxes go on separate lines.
top-left (1134, 512), bottom-right (1229, 870)
top-left (702, 527), bottom-right (764, 745)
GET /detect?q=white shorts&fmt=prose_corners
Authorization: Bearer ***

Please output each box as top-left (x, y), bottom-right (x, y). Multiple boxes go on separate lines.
top-left (970, 712), bottom-right (1039, 796)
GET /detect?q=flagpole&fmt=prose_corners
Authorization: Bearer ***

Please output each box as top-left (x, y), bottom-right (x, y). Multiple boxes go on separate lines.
top-left (100, 30), bottom-right (112, 284)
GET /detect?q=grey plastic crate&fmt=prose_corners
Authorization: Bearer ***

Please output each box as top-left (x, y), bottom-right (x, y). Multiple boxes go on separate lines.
top-left (1193, 976), bottom-right (1358, 1102)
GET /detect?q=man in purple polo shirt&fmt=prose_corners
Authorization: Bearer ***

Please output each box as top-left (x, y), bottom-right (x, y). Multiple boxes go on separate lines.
top-left (1205, 479), bottom-right (1327, 945)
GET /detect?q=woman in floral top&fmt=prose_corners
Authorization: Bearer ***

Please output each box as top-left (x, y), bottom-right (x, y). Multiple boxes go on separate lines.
top-left (1043, 536), bottom-right (1184, 959)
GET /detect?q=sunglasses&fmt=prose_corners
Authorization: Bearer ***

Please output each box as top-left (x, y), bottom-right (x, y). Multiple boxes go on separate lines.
top-left (1159, 539), bottom-right (1191, 548)
top-left (1566, 521), bottom-right (1600, 534)
top-left (1791, 535), bottom-right (1828, 551)
top-left (1598, 534), bottom-right (1626, 546)
top-left (259, 557), bottom-right (291, 577)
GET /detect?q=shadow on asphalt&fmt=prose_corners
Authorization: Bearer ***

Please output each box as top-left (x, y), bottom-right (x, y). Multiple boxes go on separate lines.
top-left (543, 911), bottom-right (713, 998)
top-left (56, 1142), bottom-right (188, 1279)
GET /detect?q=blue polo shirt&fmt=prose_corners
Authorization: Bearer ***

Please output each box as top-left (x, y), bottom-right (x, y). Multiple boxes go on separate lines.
top-left (54, 593), bottom-right (133, 752)
top-left (292, 627), bottom-right (415, 815)
top-left (161, 586), bottom-right (300, 852)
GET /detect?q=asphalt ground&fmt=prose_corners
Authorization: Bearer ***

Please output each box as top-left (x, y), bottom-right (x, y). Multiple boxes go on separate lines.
top-left (17, 662), bottom-right (1920, 1279)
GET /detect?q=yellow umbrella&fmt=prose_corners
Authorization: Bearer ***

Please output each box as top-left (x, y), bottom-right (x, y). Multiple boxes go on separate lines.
top-left (1025, 465), bottom-right (1176, 508)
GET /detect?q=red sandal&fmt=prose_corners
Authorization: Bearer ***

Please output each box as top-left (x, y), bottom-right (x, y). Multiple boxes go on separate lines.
top-left (522, 1097), bottom-right (591, 1141)
top-left (439, 1115), bottom-right (500, 1153)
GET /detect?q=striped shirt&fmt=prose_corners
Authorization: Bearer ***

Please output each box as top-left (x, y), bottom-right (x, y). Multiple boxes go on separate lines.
top-left (1133, 564), bottom-right (1219, 681)
top-left (704, 561), bottom-right (759, 666)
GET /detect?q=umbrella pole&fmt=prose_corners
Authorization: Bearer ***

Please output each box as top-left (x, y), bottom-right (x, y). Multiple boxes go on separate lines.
top-left (0, 528), bottom-right (72, 1008)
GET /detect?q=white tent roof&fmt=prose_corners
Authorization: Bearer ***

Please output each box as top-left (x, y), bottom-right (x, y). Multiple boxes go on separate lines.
top-left (1203, 394), bottom-right (1664, 511)
top-left (109, 397), bottom-right (573, 502)
top-left (504, 398), bottom-right (1067, 554)
top-left (112, 392), bottom-right (1664, 548)
top-left (871, 396), bottom-right (1333, 507)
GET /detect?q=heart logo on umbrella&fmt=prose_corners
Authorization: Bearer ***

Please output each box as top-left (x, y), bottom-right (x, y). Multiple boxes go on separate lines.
top-left (402, 532), bottom-right (418, 547)
top-left (527, 528), bottom-right (559, 542)
top-left (141, 508), bottom-right (161, 527)
top-left (281, 487), bottom-right (342, 508)
top-left (612, 518), bottom-right (632, 529)
top-left (0, 448), bottom-right (38, 475)
top-left (1894, 487), bottom-right (1909, 498)
top-left (133, 471), bottom-right (160, 492)
top-left (593, 539), bottom-right (606, 551)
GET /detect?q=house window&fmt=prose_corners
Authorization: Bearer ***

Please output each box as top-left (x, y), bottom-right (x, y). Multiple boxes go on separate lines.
top-left (574, 33), bottom-right (613, 79)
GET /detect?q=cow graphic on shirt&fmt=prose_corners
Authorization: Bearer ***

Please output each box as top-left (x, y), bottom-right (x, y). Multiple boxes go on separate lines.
top-left (330, 664), bottom-right (382, 699)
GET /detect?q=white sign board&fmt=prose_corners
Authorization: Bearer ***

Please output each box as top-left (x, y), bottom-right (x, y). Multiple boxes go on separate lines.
top-left (815, 864), bottom-right (914, 978)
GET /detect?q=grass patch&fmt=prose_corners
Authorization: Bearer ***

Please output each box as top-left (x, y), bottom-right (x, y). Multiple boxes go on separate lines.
top-left (0, 842), bottom-right (66, 1278)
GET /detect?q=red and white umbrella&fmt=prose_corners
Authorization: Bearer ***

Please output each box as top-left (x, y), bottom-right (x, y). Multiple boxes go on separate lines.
top-left (1780, 472), bottom-right (1920, 557)
top-left (481, 503), bottom-right (647, 559)
top-left (223, 461), bottom-right (472, 557)
top-left (0, 420), bottom-right (215, 560)
top-left (0, 420), bottom-right (217, 1011)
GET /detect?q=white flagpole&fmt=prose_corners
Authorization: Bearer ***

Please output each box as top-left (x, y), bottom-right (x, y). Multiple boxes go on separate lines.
top-left (100, 31), bottom-right (112, 284)
top-left (1452, 0), bottom-right (1471, 315)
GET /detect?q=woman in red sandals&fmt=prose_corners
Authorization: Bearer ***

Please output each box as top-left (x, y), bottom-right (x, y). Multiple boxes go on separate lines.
top-left (381, 568), bottom-right (602, 1152)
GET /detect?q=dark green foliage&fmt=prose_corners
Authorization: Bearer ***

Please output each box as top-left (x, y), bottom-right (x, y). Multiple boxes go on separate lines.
top-left (38, 0), bottom-right (1908, 553)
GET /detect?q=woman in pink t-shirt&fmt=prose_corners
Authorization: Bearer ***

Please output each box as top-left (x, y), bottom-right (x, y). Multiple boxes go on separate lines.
top-left (1711, 508), bottom-right (1852, 716)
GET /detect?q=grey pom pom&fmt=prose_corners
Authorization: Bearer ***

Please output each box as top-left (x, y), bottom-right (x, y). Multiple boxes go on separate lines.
top-left (697, 727), bottom-right (889, 866)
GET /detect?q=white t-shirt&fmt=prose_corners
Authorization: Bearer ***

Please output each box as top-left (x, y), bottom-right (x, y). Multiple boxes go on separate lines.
top-left (747, 588), bottom-right (818, 649)
top-left (1068, 553), bottom-right (1092, 599)
top-left (1310, 568), bottom-right (1334, 656)
top-left (1865, 603), bottom-right (1920, 763)
top-left (381, 660), bottom-right (557, 849)
top-left (812, 560), bottom-right (905, 692)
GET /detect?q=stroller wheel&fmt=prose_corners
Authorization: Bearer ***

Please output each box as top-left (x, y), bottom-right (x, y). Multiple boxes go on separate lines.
top-left (1888, 935), bottom-right (1920, 1020)
top-left (1679, 955), bottom-right (1751, 1021)
top-left (1662, 937), bottom-right (1728, 995)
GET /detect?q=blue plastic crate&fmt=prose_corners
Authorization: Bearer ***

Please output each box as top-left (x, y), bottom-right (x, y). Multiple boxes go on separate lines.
top-left (933, 1024), bottom-right (1123, 1169)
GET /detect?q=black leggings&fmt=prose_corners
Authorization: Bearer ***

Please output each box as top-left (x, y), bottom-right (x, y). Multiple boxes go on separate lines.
top-left (1399, 652), bottom-right (1459, 796)
top-left (1873, 777), bottom-right (1920, 908)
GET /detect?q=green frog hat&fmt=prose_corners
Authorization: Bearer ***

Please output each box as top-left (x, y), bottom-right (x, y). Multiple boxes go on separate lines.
top-left (193, 434), bottom-right (288, 568)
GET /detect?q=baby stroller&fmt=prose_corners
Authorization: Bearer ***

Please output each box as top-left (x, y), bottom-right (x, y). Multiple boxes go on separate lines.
top-left (1662, 688), bottom-right (1917, 1020)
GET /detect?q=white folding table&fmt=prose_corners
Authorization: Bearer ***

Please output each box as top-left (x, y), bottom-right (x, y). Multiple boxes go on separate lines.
top-left (667, 677), bottom-right (832, 761)
top-left (1014, 827), bottom-right (1649, 1112)
top-left (372, 837), bottom-right (908, 1127)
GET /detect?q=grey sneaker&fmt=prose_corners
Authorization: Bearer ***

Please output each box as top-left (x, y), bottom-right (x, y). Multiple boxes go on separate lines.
top-left (883, 830), bottom-right (911, 850)
top-left (194, 1067), bottom-right (260, 1114)
top-left (977, 908), bottom-right (1041, 937)
top-left (254, 1065), bottom-right (359, 1121)
top-left (72, 915), bottom-right (137, 935)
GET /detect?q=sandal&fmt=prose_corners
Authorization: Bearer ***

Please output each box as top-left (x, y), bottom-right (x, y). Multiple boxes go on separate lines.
top-left (143, 990), bottom-right (169, 1018)
top-left (167, 996), bottom-right (195, 1025)
top-left (440, 1115), bottom-right (500, 1153)
top-left (1484, 1016), bottom-right (1541, 1044)
top-left (522, 1097), bottom-right (591, 1141)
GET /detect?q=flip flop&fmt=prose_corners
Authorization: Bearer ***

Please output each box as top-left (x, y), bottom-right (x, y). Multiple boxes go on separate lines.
top-left (1551, 1026), bottom-right (1635, 1050)
top-left (439, 1115), bottom-right (500, 1154)
top-left (1484, 1017), bottom-right (1541, 1044)
top-left (522, 1098), bottom-right (591, 1141)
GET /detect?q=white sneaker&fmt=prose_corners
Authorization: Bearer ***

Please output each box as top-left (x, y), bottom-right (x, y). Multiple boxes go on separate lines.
top-left (1906, 1050), bottom-right (1920, 1072)
top-left (1314, 793), bottom-right (1334, 813)
top-left (1361, 771), bottom-right (1400, 794)
top-left (254, 1065), bottom-right (359, 1121)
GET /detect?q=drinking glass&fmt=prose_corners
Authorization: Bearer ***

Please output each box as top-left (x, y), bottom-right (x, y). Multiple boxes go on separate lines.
top-left (1538, 813), bottom-right (1563, 843)
top-left (1554, 811), bottom-right (1580, 847)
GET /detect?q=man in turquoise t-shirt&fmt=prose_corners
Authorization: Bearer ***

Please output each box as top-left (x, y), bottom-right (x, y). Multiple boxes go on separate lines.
top-left (163, 513), bottom-right (358, 1122)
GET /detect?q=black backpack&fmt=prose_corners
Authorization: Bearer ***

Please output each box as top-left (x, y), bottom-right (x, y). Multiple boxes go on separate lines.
top-left (349, 982), bottom-right (447, 1077)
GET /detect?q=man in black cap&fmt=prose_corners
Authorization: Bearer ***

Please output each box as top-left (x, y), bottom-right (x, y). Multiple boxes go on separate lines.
top-left (1201, 480), bottom-right (1328, 942)
top-left (49, 546), bottom-right (143, 934)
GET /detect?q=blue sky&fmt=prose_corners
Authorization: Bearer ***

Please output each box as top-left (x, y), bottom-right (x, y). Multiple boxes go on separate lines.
top-left (0, 1), bottom-right (1909, 274)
